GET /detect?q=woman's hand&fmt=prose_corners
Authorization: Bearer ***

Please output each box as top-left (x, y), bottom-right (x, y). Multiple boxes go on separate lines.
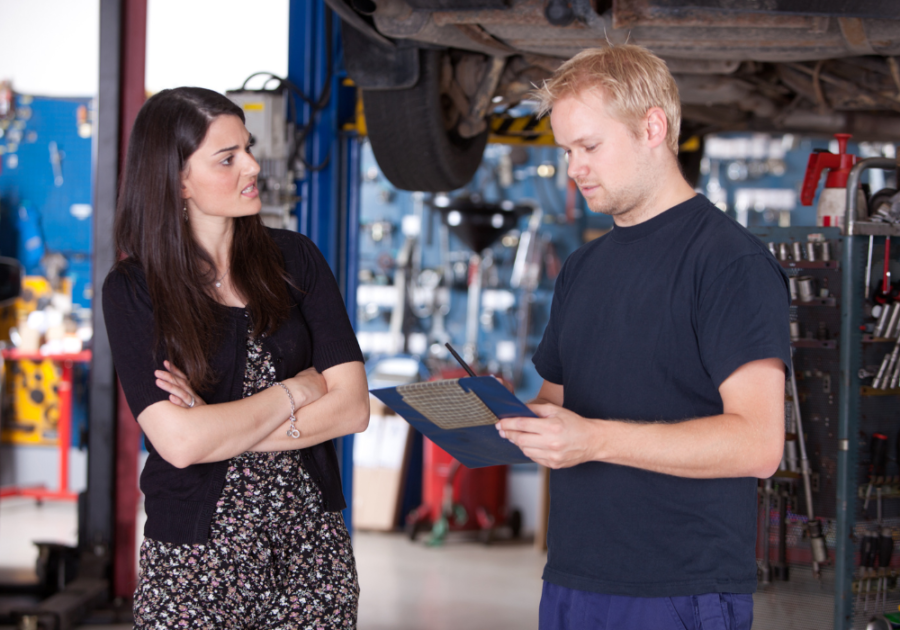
top-left (283, 367), bottom-right (328, 408)
top-left (155, 360), bottom-right (205, 409)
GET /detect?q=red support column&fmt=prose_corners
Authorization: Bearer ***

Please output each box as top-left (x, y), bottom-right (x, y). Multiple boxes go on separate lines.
top-left (113, 0), bottom-right (147, 601)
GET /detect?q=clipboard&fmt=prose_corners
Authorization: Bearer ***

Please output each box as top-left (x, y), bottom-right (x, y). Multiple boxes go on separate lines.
top-left (369, 376), bottom-right (536, 468)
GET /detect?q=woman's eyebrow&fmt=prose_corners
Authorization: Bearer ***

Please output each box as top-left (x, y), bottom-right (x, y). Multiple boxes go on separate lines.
top-left (212, 145), bottom-right (239, 156)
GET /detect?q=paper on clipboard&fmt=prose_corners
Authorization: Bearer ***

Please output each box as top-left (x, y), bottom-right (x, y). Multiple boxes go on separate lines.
top-left (369, 376), bottom-right (536, 468)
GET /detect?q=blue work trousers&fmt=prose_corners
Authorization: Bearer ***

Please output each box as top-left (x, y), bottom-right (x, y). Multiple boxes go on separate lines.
top-left (540, 582), bottom-right (753, 630)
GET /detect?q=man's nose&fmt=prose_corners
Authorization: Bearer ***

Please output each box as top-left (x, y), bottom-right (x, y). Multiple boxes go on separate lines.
top-left (567, 153), bottom-right (586, 180)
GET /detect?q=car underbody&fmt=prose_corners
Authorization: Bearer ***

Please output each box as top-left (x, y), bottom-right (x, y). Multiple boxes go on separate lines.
top-left (329, 0), bottom-right (900, 190)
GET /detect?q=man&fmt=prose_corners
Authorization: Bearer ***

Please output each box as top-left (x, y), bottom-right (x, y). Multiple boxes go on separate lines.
top-left (496, 45), bottom-right (790, 630)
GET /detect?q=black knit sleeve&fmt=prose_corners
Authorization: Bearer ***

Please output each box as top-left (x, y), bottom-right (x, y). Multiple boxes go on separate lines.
top-left (532, 245), bottom-right (581, 386)
top-left (276, 230), bottom-right (364, 372)
top-left (697, 253), bottom-right (792, 388)
top-left (102, 263), bottom-right (170, 419)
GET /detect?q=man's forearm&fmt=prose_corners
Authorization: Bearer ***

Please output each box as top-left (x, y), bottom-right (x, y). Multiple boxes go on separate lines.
top-left (503, 358), bottom-right (786, 478)
top-left (593, 411), bottom-right (783, 479)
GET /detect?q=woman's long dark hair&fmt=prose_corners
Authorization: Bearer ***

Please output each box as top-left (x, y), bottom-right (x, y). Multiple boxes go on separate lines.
top-left (114, 87), bottom-right (291, 391)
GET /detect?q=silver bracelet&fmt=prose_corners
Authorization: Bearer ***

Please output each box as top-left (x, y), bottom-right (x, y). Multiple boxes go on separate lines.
top-left (275, 382), bottom-right (299, 439)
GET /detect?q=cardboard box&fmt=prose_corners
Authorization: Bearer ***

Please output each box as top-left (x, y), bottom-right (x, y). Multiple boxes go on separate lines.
top-left (352, 397), bottom-right (412, 531)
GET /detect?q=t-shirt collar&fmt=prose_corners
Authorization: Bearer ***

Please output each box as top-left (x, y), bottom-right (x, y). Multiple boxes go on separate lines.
top-left (610, 194), bottom-right (704, 244)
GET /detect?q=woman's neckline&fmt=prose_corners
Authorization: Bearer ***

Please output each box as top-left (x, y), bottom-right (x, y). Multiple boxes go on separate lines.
top-left (215, 303), bottom-right (248, 312)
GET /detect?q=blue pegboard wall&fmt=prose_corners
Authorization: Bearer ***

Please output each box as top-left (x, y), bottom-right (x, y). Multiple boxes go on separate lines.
top-left (0, 93), bottom-right (94, 310)
top-left (355, 140), bottom-right (612, 403)
top-left (0, 93), bottom-right (94, 445)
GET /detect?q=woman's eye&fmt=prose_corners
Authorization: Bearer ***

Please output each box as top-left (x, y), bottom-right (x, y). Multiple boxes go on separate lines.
top-left (221, 156), bottom-right (233, 166)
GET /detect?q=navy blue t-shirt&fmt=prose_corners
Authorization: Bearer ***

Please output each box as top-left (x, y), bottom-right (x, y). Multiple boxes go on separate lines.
top-left (532, 194), bottom-right (791, 598)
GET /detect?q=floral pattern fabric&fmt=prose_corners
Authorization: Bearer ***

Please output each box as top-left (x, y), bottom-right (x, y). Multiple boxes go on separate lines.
top-left (133, 328), bottom-right (359, 629)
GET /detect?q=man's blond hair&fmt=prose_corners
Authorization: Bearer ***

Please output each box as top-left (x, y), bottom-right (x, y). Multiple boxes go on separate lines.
top-left (534, 45), bottom-right (682, 154)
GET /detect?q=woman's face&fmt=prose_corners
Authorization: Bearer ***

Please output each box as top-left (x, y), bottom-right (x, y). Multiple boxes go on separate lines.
top-left (181, 114), bottom-right (261, 221)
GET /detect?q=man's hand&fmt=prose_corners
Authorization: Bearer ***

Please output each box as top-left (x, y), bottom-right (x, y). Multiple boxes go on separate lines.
top-left (496, 403), bottom-right (599, 469)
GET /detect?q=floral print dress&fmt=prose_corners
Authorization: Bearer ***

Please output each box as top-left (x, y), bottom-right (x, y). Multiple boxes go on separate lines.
top-left (133, 331), bottom-right (359, 629)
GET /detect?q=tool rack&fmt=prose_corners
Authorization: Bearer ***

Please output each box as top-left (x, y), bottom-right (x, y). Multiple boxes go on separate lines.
top-left (752, 157), bottom-right (900, 630)
top-left (836, 158), bottom-right (900, 629)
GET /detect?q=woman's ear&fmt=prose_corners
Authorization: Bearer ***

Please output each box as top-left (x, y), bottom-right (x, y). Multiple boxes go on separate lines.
top-left (180, 173), bottom-right (192, 201)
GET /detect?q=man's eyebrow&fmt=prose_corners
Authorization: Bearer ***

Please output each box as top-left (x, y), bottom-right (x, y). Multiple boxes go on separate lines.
top-left (212, 145), bottom-right (239, 156)
top-left (565, 135), bottom-right (599, 147)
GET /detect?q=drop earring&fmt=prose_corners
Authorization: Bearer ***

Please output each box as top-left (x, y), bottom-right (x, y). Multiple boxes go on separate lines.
top-left (183, 205), bottom-right (188, 223)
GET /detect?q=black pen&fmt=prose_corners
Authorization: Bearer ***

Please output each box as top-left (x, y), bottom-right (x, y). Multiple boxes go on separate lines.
top-left (445, 343), bottom-right (478, 378)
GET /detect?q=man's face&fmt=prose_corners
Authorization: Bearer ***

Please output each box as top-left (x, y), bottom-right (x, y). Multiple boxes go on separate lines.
top-left (550, 90), bottom-right (653, 226)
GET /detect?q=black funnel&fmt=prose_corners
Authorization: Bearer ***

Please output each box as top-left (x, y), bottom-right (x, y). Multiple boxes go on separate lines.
top-left (437, 195), bottom-right (531, 253)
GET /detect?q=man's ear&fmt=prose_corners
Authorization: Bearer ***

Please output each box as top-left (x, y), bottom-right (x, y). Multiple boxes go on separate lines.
top-left (644, 107), bottom-right (668, 150)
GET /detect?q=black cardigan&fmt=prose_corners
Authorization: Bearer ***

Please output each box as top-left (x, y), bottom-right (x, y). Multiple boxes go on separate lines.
top-left (102, 228), bottom-right (364, 545)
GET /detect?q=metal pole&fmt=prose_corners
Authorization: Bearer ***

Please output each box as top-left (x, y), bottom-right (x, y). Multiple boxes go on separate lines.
top-left (835, 226), bottom-right (863, 630)
top-left (339, 134), bottom-right (361, 530)
top-left (845, 158), bottom-right (896, 236)
top-left (289, 0), bottom-right (356, 530)
top-left (789, 351), bottom-right (826, 577)
top-left (84, 0), bottom-right (122, 573)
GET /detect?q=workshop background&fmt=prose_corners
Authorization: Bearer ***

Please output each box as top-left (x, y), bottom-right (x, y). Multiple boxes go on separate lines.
top-left (1, 1), bottom-right (900, 629)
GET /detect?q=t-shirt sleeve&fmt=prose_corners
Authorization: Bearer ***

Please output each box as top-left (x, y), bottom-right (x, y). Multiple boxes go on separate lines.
top-left (531, 257), bottom-right (571, 385)
top-left (697, 253), bottom-right (792, 388)
top-left (286, 233), bottom-right (364, 373)
top-left (102, 265), bottom-right (170, 419)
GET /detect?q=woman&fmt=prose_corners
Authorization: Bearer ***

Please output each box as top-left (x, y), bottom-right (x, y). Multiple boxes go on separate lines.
top-left (103, 87), bottom-right (369, 629)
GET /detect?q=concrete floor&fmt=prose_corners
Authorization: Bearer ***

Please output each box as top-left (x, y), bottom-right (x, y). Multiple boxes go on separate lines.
top-left (5, 498), bottom-right (872, 630)
top-left (0, 497), bottom-right (544, 629)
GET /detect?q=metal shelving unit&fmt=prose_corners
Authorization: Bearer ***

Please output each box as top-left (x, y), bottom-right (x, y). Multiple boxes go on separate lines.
top-left (836, 157), bottom-right (899, 630)
top-left (750, 157), bottom-right (900, 630)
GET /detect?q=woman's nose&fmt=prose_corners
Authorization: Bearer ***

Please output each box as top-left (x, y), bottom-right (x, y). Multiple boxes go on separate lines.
top-left (244, 153), bottom-right (260, 176)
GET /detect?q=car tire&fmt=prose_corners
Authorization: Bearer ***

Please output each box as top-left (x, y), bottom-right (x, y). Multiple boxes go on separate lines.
top-left (362, 48), bottom-right (488, 192)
